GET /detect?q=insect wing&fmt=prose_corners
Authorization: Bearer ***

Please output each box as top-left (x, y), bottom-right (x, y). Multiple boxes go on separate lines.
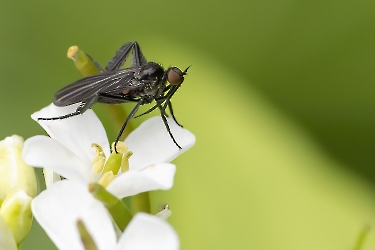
top-left (53, 68), bottom-right (139, 106)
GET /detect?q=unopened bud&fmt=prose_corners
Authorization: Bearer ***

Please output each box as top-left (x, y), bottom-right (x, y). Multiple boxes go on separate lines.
top-left (0, 188), bottom-right (33, 244)
top-left (0, 215), bottom-right (17, 250)
top-left (0, 135), bottom-right (37, 200)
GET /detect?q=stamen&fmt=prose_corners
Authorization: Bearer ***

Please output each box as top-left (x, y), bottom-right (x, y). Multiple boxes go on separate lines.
top-left (111, 141), bottom-right (133, 173)
top-left (102, 142), bottom-right (132, 177)
top-left (111, 141), bottom-right (129, 154)
top-left (91, 143), bottom-right (106, 174)
top-left (98, 171), bottom-right (116, 188)
top-left (121, 151), bottom-right (133, 173)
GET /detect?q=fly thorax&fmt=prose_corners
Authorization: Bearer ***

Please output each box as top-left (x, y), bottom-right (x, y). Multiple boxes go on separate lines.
top-left (136, 62), bottom-right (164, 82)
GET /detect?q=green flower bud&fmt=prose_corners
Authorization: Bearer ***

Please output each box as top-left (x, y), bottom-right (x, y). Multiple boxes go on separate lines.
top-left (0, 135), bottom-right (37, 200)
top-left (0, 188), bottom-right (33, 244)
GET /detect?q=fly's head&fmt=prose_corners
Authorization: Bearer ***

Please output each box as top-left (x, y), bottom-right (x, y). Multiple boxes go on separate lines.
top-left (166, 66), bottom-right (190, 86)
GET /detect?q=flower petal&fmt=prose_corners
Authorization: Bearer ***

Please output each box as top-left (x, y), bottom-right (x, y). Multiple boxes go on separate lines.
top-left (32, 181), bottom-right (117, 250)
top-left (31, 104), bottom-right (110, 165)
top-left (23, 135), bottom-right (89, 183)
top-left (115, 213), bottom-right (179, 250)
top-left (107, 163), bottom-right (176, 198)
top-left (125, 117), bottom-right (195, 171)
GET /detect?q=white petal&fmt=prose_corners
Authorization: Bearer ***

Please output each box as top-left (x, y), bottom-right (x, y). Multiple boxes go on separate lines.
top-left (23, 136), bottom-right (89, 183)
top-left (107, 163), bottom-right (176, 198)
top-left (125, 117), bottom-right (195, 171)
top-left (115, 213), bottom-right (179, 250)
top-left (32, 181), bottom-right (116, 250)
top-left (31, 104), bottom-right (110, 165)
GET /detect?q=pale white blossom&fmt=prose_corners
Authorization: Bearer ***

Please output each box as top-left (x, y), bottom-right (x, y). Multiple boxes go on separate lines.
top-left (32, 180), bottom-right (179, 250)
top-left (22, 104), bottom-right (195, 197)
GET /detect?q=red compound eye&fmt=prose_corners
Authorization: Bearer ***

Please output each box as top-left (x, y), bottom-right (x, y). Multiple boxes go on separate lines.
top-left (167, 67), bottom-right (183, 85)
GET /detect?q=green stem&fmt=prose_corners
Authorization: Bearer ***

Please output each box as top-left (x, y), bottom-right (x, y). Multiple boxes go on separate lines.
top-left (89, 183), bottom-right (132, 231)
top-left (130, 192), bottom-right (151, 214)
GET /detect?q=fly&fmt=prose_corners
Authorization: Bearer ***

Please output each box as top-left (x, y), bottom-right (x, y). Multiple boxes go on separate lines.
top-left (38, 42), bottom-right (190, 153)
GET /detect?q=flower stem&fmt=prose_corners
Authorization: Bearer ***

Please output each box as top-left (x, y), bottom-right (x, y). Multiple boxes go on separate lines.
top-left (130, 192), bottom-right (151, 214)
top-left (89, 183), bottom-right (132, 231)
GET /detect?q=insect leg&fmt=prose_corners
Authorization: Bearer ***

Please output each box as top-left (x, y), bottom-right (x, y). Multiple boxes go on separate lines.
top-left (105, 42), bottom-right (147, 71)
top-left (134, 89), bottom-right (175, 118)
top-left (159, 111), bottom-right (182, 149)
top-left (134, 103), bottom-right (159, 118)
top-left (38, 96), bottom-right (98, 121)
top-left (130, 42), bottom-right (147, 67)
top-left (114, 98), bottom-right (145, 153)
top-left (167, 101), bottom-right (183, 127)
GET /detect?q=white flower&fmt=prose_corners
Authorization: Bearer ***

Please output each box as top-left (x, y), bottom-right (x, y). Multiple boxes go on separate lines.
top-left (32, 180), bottom-right (179, 250)
top-left (22, 104), bottom-right (196, 197)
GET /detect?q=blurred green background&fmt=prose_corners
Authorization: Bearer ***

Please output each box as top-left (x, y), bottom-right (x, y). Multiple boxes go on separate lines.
top-left (1, 0), bottom-right (375, 249)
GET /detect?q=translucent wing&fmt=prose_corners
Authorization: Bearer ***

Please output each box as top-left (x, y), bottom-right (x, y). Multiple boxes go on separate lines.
top-left (53, 67), bottom-right (140, 106)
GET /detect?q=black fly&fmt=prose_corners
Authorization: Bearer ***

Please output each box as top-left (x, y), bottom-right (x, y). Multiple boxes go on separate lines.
top-left (38, 42), bottom-right (189, 153)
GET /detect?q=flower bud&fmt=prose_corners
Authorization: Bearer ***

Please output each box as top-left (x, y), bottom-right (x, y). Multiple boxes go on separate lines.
top-left (0, 215), bottom-right (17, 250)
top-left (0, 188), bottom-right (33, 244)
top-left (0, 135), bottom-right (37, 200)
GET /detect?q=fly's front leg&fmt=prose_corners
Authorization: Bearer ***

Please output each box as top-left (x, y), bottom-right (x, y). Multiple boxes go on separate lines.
top-left (166, 100), bottom-right (183, 127)
top-left (114, 98), bottom-right (145, 153)
top-left (159, 109), bottom-right (182, 150)
top-left (38, 95), bottom-right (98, 121)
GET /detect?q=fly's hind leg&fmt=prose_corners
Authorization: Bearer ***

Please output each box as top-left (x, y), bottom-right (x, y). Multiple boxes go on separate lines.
top-left (105, 42), bottom-right (147, 71)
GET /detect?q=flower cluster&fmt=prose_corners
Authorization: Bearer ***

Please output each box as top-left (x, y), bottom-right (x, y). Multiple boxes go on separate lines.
top-left (0, 103), bottom-right (195, 249)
